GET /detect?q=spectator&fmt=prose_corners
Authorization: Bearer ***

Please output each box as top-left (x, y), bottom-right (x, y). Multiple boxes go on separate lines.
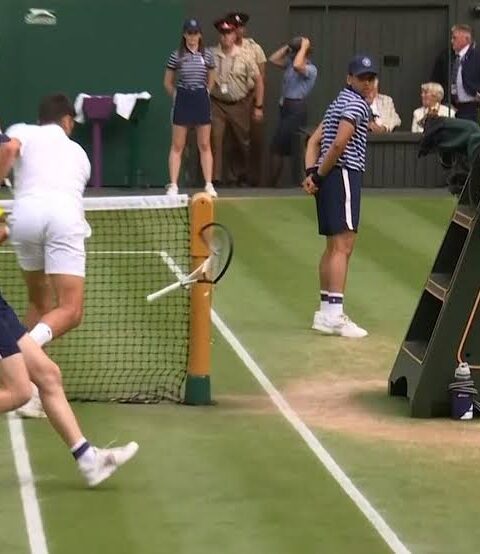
top-left (268, 36), bottom-right (317, 187)
top-left (226, 11), bottom-right (267, 186)
top-left (367, 78), bottom-right (401, 133)
top-left (411, 82), bottom-right (456, 133)
top-left (450, 23), bottom-right (480, 121)
top-left (431, 47), bottom-right (454, 96)
top-left (210, 18), bottom-right (264, 188)
top-left (164, 18), bottom-right (217, 198)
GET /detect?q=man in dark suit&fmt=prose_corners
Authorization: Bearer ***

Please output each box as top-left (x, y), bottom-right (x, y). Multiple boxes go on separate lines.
top-left (450, 23), bottom-right (480, 121)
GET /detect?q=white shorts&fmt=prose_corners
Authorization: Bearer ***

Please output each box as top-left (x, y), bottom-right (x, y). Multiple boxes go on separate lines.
top-left (9, 197), bottom-right (91, 277)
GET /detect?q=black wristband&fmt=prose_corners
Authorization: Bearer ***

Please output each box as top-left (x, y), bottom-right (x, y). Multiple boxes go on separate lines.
top-left (311, 172), bottom-right (325, 186)
top-left (255, 105), bottom-right (263, 110)
top-left (305, 166), bottom-right (318, 177)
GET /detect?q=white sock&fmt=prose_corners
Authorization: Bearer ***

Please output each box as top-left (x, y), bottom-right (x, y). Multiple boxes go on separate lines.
top-left (29, 322), bottom-right (53, 347)
top-left (71, 437), bottom-right (96, 467)
top-left (205, 182), bottom-right (214, 187)
top-left (327, 293), bottom-right (344, 318)
top-left (319, 290), bottom-right (329, 312)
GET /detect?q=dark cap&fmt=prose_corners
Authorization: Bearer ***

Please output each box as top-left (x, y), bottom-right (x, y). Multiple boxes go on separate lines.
top-left (348, 54), bottom-right (378, 76)
top-left (183, 18), bottom-right (202, 33)
top-left (225, 12), bottom-right (249, 26)
top-left (214, 18), bottom-right (236, 33)
top-left (0, 134), bottom-right (10, 144)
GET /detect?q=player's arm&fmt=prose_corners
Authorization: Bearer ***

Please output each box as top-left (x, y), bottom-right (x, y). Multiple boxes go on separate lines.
top-left (317, 119), bottom-right (355, 176)
top-left (164, 69), bottom-right (176, 97)
top-left (305, 122), bottom-right (323, 168)
top-left (0, 138), bottom-right (21, 181)
top-left (302, 123), bottom-right (323, 194)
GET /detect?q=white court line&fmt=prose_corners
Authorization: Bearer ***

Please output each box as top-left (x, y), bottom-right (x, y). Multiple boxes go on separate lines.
top-left (157, 252), bottom-right (410, 553)
top-left (211, 311), bottom-right (410, 553)
top-left (7, 413), bottom-right (49, 554)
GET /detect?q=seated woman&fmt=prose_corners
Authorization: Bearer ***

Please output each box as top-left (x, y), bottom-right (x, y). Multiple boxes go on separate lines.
top-left (411, 82), bottom-right (456, 133)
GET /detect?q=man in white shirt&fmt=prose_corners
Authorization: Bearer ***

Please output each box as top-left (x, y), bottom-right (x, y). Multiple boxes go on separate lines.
top-left (0, 93), bottom-right (91, 417)
top-left (450, 23), bottom-right (480, 121)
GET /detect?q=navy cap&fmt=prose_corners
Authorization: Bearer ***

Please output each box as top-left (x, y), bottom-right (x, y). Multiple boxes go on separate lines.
top-left (0, 134), bottom-right (10, 144)
top-left (348, 55), bottom-right (378, 76)
top-left (183, 18), bottom-right (202, 33)
top-left (225, 12), bottom-right (249, 27)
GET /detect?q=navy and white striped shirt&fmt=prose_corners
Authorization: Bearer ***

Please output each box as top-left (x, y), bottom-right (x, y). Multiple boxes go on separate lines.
top-left (318, 86), bottom-right (370, 172)
top-left (167, 48), bottom-right (215, 90)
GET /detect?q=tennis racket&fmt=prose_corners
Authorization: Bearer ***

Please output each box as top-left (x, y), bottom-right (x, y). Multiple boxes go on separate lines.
top-left (147, 222), bottom-right (233, 302)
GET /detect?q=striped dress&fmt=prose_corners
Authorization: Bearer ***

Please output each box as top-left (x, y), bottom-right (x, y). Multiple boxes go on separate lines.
top-left (318, 86), bottom-right (370, 172)
top-left (166, 47), bottom-right (215, 126)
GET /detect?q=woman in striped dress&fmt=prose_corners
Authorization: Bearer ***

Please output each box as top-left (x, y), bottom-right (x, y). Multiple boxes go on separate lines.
top-left (164, 18), bottom-right (217, 197)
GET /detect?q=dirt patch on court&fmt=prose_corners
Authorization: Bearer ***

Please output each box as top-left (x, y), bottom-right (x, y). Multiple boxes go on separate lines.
top-left (283, 375), bottom-right (480, 449)
top-left (216, 394), bottom-right (275, 415)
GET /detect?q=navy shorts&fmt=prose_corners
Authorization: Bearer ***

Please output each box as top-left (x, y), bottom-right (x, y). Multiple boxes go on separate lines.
top-left (0, 293), bottom-right (27, 359)
top-left (314, 167), bottom-right (362, 236)
top-left (172, 87), bottom-right (211, 127)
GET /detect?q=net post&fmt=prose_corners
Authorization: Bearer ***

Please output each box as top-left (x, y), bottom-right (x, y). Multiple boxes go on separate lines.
top-left (185, 192), bottom-right (214, 405)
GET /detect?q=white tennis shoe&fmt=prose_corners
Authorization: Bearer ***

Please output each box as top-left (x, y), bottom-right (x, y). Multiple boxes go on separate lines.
top-left (80, 441), bottom-right (139, 487)
top-left (312, 312), bottom-right (368, 338)
top-left (16, 385), bottom-right (47, 419)
top-left (204, 182), bottom-right (218, 198)
top-left (312, 311), bottom-right (334, 335)
top-left (165, 183), bottom-right (179, 196)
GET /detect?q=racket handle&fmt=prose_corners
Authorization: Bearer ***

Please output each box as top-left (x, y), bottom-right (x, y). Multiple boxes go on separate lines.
top-left (147, 280), bottom-right (183, 302)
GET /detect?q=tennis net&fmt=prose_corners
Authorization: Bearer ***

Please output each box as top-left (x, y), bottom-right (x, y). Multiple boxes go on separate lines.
top-left (0, 195), bottom-right (191, 403)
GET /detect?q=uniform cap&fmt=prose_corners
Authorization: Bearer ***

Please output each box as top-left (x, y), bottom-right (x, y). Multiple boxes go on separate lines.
top-left (225, 12), bottom-right (249, 26)
top-left (348, 54), bottom-right (378, 76)
top-left (214, 18), bottom-right (236, 33)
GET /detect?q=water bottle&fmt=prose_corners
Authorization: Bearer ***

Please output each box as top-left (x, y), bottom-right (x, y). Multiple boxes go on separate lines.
top-left (451, 362), bottom-right (474, 420)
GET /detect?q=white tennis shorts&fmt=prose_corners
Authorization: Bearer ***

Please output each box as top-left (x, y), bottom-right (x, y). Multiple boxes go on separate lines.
top-left (9, 197), bottom-right (91, 277)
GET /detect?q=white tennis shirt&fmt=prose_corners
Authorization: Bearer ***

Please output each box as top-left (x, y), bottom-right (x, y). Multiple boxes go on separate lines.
top-left (6, 123), bottom-right (91, 205)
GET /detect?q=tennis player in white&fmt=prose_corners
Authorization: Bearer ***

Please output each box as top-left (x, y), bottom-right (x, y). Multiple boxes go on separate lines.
top-left (0, 94), bottom-right (91, 418)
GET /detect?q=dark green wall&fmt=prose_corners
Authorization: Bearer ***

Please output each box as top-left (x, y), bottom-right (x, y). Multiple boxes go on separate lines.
top-left (0, 0), bottom-right (185, 186)
top-left (3, 0), bottom-right (480, 187)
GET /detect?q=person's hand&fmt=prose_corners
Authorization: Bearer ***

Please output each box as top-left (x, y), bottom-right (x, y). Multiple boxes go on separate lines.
top-left (253, 107), bottom-right (264, 122)
top-left (368, 121), bottom-right (387, 133)
top-left (301, 37), bottom-right (310, 49)
top-left (302, 175), bottom-right (318, 195)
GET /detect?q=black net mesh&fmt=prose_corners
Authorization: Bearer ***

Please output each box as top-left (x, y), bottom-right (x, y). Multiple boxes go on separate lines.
top-left (0, 195), bottom-right (190, 403)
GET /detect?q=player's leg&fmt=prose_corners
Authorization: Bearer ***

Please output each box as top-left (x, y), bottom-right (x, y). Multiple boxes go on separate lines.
top-left (0, 319), bottom-right (32, 412)
top-left (22, 270), bottom-right (56, 330)
top-left (34, 273), bottom-right (84, 340)
top-left (17, 333), bottom-right (139, 487)
top-left (167, 125), bottom-right (188, 195)
top-left (312, 168), bottom-right (367, 337)
top-left (196, 124), bottom-right (217, 197)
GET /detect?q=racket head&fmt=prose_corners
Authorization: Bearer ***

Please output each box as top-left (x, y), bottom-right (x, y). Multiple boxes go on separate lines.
top-left (199, 222), bottom-right (234, 284)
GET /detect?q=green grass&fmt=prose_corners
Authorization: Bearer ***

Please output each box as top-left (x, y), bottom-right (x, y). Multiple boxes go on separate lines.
top-left (5, 192), bottom-right (480, 554)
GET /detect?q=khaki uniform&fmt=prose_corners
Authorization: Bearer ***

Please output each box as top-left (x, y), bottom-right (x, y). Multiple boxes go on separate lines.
top-left (210, 45), bottom-right (259, 183)
top-left (230, 38), bottom-right (267, 185)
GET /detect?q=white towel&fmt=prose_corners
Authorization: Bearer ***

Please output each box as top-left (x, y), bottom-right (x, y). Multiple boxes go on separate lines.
top-left (113, 92), bottom-right (152, 120)
top-left (73, 93), bottom-right (91, 123)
